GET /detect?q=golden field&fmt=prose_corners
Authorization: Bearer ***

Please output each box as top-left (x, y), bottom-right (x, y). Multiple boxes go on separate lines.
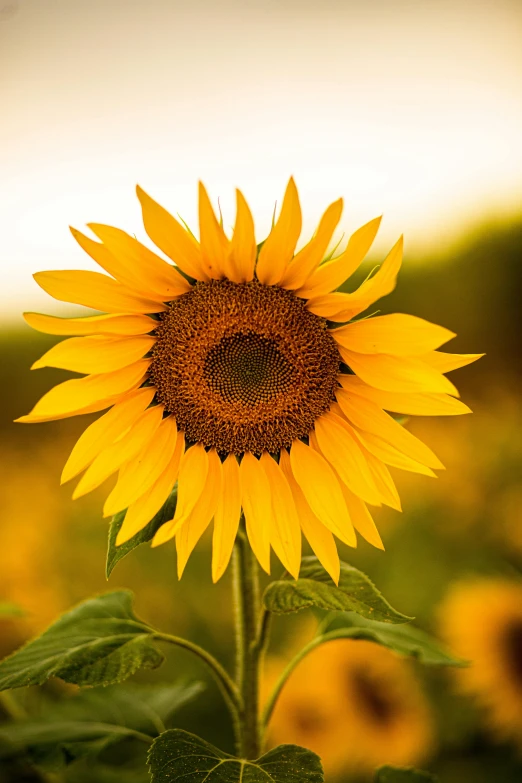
top-left (1, 217), bottom-right (521, 782)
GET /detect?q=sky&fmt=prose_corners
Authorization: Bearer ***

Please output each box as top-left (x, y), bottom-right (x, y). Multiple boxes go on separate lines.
top-left (1, 0), bottom-right (521, 319)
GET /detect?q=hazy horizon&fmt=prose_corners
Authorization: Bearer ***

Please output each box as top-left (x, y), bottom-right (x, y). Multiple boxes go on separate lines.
top-left (2, 0), bottom-right (521, 318)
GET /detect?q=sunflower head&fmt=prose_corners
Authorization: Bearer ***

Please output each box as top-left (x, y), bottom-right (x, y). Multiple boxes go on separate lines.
top-left (439, 578), bottom-right (522, 746)
top-left (149, 279), bottom-right (340, 455)
top-left (19, 178), bottom-right (481, 582)
top-left (264, 636), bottom-right (434, 776)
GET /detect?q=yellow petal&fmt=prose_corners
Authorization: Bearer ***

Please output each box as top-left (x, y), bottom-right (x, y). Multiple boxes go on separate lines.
top-left (16, 359), bottom-right (150, 423)
top-left (240, 452), bottom-right (272, 574)
top-left (340, 486), bottom-right (384, 550)
top-left (359, 446), bottom-right (402, 511)
top-left (136, 185), bottom-right (207, 281)
top-left (23, 312), bottom-right (156, 337)
top-left (71, 226), bottom-right (159, 300)
top-left (297, 215), bottom-right (381, 298)
top-left (335, 388), bottom-right (444, 469)
top-left (420, 351), bottom-right (484, 373)
top-left (326, 401), bottom-right (402, 511)
top-left (115, 433), bottom-right (185, 546)
top-left (307, 235), bottom-right (403, 321)
top-left (61, 386), bottom-right (156, 483)
top-left (73, 404), bottom-right (164, 498)
top-left (34, 270), bottom-right (166, 315)
top-left (314, 412), bottom-right (382, 505)
top-left (15, 396), bottom-right (123, 424)
top-left (198, 182), bottom-right (229, 280)
top-left (338, 375), bottom-right (472, 416)
top-left (289, 439), bottom-right (356, 547)
top-left (260, 452), bottom-right (301, 579)
top-left (256, 177), bottom-right (302, 286)
top-left (212, 454), bottom-right (242, 582)
top-left (353, 428), bottom-right (437, 477)
top-left (103, 415), bottom-right (178, 516)
top-left (151, 443), bottom-right (209, 547)
top-left (339, 349), bottom-right (459, 395)
top-left (280, 448), bottom-right (340, 584)
top-left (84, 224), bottom-right (191, 300)
top-left (332, 314), bottom-right (455, 356)
top-left (69, 225), bottom-right (117, 277)
top-left (31, 334), bottom-right (156, 374)
top-left (311, 429), bottom-right (385, 550)
top-left (280, 198), bottom-right (343, 290)
top-left (224, 189), bottom-right (256, 283)
top-left (175, 448), bottom-right (223, 577)
top-left (171, 443), bottom-right (209, 526)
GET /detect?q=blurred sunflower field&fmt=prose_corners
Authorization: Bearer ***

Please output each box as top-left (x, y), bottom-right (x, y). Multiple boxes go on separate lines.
top-left (1, 216), bottom-right (521, 782)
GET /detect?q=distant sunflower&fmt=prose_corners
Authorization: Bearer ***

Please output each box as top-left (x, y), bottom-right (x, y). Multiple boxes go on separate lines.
top-left (19, 179), bottom-right (480, 581)
top-left (264, 637), bottom-right (434, 777)
top-left (439, 579), bottom-right (522, 745)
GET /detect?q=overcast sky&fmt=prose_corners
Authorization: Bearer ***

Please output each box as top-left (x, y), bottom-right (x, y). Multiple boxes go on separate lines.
top-left (2, 0), bottom-right (521, 319)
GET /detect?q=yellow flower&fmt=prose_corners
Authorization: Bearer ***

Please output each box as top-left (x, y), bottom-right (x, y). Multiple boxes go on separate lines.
top-left (265, 638), bottom-right (434, 777)
top-left (18, 178), bottom-right (480, 581)
top-left (439, 579), bottom-right (522, 746)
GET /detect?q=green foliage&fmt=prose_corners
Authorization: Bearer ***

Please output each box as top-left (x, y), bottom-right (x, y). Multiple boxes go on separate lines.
top-left (106, 488), bottom-right (178, 577)
top-left (263, 557), bottom-right (411, 623)
top-left (0, 682), bottom-right (203, 770)
top-left (0, 720), bottom-right (143, 764)
top-left (321, 612), bottom-right (466, 666)
top-left (375, 766), bottom-right (438, 782)
top-left (0, 591), bottom-right (164, 691)
top-left (67, 766), bottom-right (151, 783)
top-left (148, 729), bottom-right (324, 782)
top-left (23, 682), bottom-right (201, 737)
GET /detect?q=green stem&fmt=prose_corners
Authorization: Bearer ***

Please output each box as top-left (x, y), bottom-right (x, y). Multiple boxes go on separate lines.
top-left (255, 608), bottom-right (272, 659)
top-left (154, 631), bottom-right (242, 735)
top-left (262, 630), bottom-right (345, 728)
top-left (233, 526), bottom-right (265, 759)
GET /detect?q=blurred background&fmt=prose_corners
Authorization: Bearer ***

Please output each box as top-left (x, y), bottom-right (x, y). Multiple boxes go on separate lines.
top-left (1, 0), bottom-right (522, 781)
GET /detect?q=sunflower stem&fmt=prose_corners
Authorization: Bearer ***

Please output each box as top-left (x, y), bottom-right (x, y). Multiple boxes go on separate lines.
top-left (262, 629), bottom-right (353, 728)
top-left (233, 523), bottom-right (264, 759)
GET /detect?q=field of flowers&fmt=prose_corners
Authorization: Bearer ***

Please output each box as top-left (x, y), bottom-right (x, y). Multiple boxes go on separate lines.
top-left (1, 218), bottom-right (521, 782)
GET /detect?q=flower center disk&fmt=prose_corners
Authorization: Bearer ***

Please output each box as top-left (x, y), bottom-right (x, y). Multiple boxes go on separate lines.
top-left (149, 280), bottom-right (341, 455)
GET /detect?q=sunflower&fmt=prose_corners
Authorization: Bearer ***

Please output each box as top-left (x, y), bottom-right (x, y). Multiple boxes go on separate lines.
top-left (18, 178), bottom-right (480, 582)
top-left (439, 579), bottom-right (522, 746)
top-left (264, 636), bottom-right (434, 778)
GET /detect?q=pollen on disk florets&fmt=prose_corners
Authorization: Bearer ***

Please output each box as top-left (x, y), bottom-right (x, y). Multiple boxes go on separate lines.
top-left (148, 279), bottom-right (341, 455)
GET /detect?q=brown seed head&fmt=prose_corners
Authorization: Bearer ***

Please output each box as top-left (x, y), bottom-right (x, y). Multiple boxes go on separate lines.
top-left (149, 280), bottom-right (340, 455)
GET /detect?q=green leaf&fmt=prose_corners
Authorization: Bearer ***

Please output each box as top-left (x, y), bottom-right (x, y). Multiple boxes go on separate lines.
top-left (263, 557), bottom-right (411, 623)
top-left (148, 730), bottom-right (324, 782)
top-left (321, 612), bottom-right (466, 666)
top-left (44, 681), bottom-right (203, 734)
top-left (0, 720), bottom-right (145, 759)
top-left (67, 765), bottom-right (151, 783)
top-left (0, 591), bottom-right (164, 691)
top-left (106, 488), bottom-right (178, 578)
top-left (0, 682), bottom-right (203, 771)
top-left (375, 765), bottom-right (438, 782)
